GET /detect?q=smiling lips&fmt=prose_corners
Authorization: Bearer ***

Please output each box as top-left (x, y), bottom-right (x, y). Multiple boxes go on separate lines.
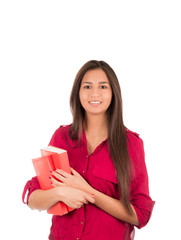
top-left (88, 101), bottom-right (102, 106)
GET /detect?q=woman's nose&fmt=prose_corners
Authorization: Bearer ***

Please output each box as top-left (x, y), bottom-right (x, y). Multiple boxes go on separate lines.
top-left (90, 87), bottom-right (100, 97)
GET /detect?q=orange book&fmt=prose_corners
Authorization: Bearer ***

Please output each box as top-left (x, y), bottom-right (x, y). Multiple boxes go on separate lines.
top-left (32, 146), bottom-right (74, 215)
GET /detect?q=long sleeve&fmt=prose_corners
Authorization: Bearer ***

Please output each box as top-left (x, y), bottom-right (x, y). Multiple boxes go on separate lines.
top-left (22, 176), bottom-right (40, 204)
top-left (128, 133), bottom-right (155, 229)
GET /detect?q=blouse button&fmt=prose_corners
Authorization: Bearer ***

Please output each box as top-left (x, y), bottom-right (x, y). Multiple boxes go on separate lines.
top-left (81, 221), bottom-right (83, 224)
top-left (83, 170), bottom-right (85, 173)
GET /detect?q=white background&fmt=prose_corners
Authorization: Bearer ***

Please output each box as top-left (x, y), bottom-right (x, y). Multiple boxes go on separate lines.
top-left (0, 0), bottom-right (180, 239)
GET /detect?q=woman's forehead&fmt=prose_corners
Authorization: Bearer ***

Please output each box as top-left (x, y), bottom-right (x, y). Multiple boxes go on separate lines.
top-left (81, 69), bottom-right (109, 83)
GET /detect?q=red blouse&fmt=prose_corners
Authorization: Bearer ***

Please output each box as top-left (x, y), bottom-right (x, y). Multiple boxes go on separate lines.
top-left (22, 125), bottom-right (155, 240)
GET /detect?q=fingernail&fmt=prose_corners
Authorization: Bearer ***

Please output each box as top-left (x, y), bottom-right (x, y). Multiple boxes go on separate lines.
top-left (49, 170), bottom-right (53, 173)
top-left (91, 194), bottom-right (95, 196)
top-left (49, 176), bottom-right (52, 179)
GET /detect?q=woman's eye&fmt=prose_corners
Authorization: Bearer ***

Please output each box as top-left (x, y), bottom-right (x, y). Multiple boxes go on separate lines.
top-left (100, 85), bottom-right (107, 89)
top-left (84, 85), bottom-right (91, 89)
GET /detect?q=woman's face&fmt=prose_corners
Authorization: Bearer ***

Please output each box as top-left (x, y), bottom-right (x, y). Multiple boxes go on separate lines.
top-left (79, 69), bottom-right (112, 117)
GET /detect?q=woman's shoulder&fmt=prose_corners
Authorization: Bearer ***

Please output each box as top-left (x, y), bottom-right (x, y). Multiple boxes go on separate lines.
top-left (55, 124), bottom-right (71, 133)
top-left (125, 129), bottom-right (145, 170)
top-left (126, 128), bottom-right (140, 140)
top-left (49, 124), bottom-right (71, 147)
top-left (125, 128), bottom-right (144, 151)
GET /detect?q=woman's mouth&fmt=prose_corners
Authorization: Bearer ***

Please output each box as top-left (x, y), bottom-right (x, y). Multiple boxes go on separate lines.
top-left (88, 101), bottom-right (102, 106)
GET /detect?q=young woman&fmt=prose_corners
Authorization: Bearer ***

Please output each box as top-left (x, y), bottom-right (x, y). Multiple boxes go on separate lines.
top-left (22, 60), bottom-right (155, 240)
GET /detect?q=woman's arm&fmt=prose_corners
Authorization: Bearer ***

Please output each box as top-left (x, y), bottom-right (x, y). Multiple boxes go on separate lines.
top-left (28, 188), bottom-right (60, 210)
top-left (90, 188), bottom-right (139, 226)
top-left (28, 185), bottom-right (95, 211)
top-left (52, 168), bottom-right (139, 226)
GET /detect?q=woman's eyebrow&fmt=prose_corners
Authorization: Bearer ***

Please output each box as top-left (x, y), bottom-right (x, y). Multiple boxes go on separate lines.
top-left (82, 81), bottom-right (92, 84)
top-left (98, 82), bottom-right (109, 84)
top-left (82, 81), bottom-right (109, 84)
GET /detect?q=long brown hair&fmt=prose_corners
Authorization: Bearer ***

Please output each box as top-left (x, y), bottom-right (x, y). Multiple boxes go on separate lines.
top-left (69, 60), bottom-right (133, 214)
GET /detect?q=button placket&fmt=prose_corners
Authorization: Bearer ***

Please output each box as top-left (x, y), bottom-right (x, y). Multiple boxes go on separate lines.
top-left (77, 211), bottom-right (85, 240)
top-left (82, 155), bottom-right (89, 175)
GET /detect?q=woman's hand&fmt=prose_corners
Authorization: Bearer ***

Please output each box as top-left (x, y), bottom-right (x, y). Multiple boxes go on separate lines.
top-left (56, 185), bottom-right (95, 209)
top-left (51, 168), bottom-right (95, 209)
top-left (51, 168), bottom-right (93, 194)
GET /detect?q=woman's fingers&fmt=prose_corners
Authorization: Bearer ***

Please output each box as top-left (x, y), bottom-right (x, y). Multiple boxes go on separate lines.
top-left (84, 192), bottom-right (95, 204)
top-left (58, 186), bottom-right (95, 209)
top-left (75, 195), bottom-right (92, 208)
top-left (51, 175), bottom-right (65, 187)
top-left (55, 169), bottom-right (71, 178)
top-left (70, 167), bottom-right (80, 176)
top-left (77, 194), bottom-right (94, 207)
top-left (52, 171), bottom-right (66, 182)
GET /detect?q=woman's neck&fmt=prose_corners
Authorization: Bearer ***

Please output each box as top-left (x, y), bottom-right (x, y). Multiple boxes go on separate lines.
top-left (84, 114), bottom-right (108, 138)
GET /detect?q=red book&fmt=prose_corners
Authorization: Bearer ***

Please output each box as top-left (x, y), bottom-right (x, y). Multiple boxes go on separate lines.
top-left (32, 146), bottom-right (74, 215)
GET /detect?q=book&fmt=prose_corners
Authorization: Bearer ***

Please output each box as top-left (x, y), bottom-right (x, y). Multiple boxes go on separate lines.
top-left (32, 146), bottom-right (74, 215)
